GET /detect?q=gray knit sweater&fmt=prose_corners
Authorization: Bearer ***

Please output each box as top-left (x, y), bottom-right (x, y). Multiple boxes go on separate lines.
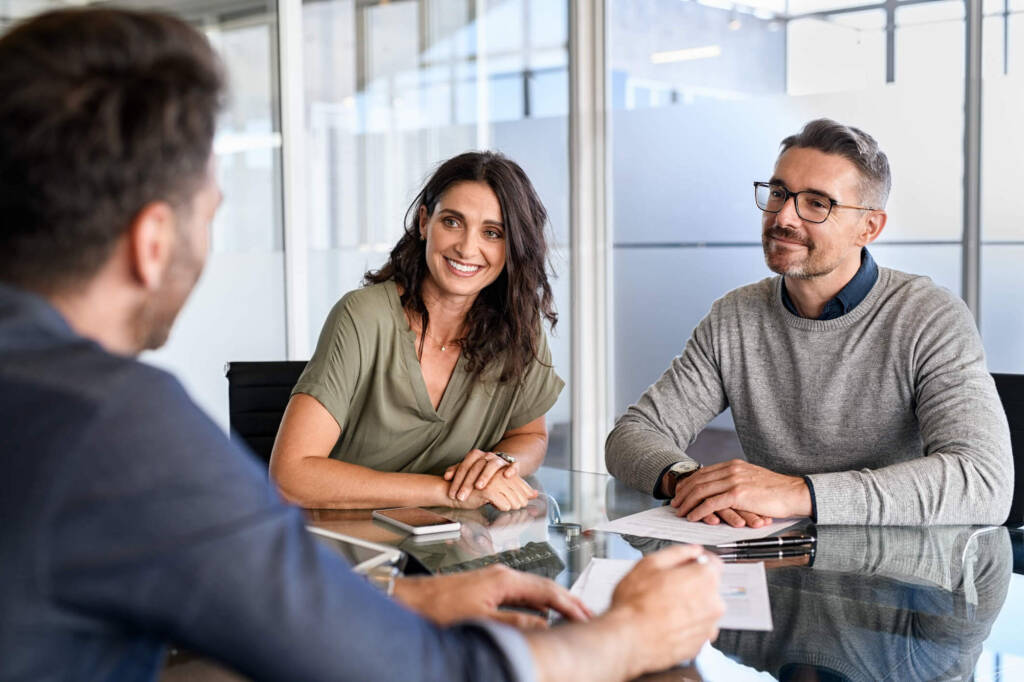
top-left (605, 267), bottom-right (1013, 525)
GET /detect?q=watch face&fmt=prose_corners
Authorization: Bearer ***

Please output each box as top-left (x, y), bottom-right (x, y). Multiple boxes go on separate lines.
top-left (670, 461), bottom-right (700, 475)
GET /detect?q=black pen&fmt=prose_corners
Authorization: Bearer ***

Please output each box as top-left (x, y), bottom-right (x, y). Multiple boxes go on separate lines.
top-left (718, 546), bottom-right (815, 562)
top-left (716, 534), bottom-right (815, 549)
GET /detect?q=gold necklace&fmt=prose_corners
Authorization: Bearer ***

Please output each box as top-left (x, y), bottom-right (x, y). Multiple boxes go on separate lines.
top-left (420, 326), bottom-right (460, 352)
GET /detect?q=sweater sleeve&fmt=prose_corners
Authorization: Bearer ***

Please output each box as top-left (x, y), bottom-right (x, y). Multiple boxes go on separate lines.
top-left (808, 292), bottom-right (1013, 525)
top-left (605, 310), bottom-right (729, 495)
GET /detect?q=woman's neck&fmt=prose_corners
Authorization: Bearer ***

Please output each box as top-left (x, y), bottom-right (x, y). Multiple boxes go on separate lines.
top-left (417, 278), bottom-right (476, 340)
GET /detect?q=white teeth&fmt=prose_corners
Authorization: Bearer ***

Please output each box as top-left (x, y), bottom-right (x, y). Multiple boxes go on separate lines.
top-left (446, 258), bottom-right (481, 273)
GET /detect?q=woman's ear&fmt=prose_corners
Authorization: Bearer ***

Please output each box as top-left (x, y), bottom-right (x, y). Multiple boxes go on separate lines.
top-left (418, 205), bottom-right (427, 240)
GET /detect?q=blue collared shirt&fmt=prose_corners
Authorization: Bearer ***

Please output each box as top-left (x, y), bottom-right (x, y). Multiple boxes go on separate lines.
top-left (781, 248), bottom-right (878, 320)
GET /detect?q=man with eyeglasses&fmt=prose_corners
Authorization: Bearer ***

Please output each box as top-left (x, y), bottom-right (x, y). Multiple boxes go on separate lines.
top-left (606, 118), bottom-right (1013, 527)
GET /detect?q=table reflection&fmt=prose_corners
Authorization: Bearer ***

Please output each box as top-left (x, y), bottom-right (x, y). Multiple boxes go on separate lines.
top-left (304, 467), bottom-right (1020, 681)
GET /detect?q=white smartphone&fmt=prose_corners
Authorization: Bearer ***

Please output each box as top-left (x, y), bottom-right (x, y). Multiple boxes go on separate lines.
top-left (372, 507), bottom-right (462, 535)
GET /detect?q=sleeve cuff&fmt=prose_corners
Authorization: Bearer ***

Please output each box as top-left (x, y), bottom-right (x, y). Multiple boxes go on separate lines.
top-left (802, 475), bottom-right (818, 523)
top-left (470, 620), bottom-right (538, 682)
top-left (653, 462), bottom-right (676, 499)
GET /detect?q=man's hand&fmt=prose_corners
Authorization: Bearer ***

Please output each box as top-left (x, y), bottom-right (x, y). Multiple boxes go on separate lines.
top-left (445, 449), bottom-right (521, 501)
top-left (693, 509), bottom-right (773, 528)
top-left (670, 459), bottom-right (811, 523)
top-left (392, 564), bottom-right (591, 629)
top-left (605, 545), bottom-right (725, 674)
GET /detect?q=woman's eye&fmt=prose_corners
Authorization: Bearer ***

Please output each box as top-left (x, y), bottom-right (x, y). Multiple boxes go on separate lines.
top-left (484, 229), bottom-right (503, 239)
top-left (443, 217), bottom-right (459, 228)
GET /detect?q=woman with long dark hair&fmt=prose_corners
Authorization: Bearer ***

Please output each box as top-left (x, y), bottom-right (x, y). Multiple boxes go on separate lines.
top-left (269, 151), bottom-right (562, 510)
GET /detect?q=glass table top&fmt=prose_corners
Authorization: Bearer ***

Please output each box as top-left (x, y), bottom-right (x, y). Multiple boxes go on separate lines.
top-left (305, 466), bottom-right (1024, 681)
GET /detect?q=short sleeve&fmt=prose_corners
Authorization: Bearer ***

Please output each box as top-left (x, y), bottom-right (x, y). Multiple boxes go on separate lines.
top-left (507, 329), bottom-right (564, 430)
top-left (292, 295), bottom-right (365, 431)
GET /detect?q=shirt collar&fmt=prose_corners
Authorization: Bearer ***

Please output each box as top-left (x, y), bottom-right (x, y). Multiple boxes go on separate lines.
top-left (781, 248), bottom-right (878, 321)
top-left (0, 282), bottom-right (78, 344)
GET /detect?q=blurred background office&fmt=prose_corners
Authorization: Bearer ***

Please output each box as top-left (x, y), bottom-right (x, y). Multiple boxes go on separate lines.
top-left (2, 0), bottom-right (1021, 472)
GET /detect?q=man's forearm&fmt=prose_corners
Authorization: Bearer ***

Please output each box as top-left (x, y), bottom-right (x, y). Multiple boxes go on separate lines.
top-left (524, 612), bottom-right (636, 682)
top-left (808, 453), bottom-right (1011, 525)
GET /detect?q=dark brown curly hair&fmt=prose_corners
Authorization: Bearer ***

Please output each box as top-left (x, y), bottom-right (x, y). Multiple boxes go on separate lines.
top-left (365, 151), bottom-right (557, 384)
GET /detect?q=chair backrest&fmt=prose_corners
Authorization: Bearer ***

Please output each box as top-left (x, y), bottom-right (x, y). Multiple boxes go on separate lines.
top-left (992, 373), bottom-right (1024, 527)
top-left (225, 361), bottom-right (307, 465)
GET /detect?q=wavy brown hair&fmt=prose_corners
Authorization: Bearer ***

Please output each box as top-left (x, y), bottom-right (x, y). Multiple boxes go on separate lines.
top-left (365, 151), bottom-right (557, 384)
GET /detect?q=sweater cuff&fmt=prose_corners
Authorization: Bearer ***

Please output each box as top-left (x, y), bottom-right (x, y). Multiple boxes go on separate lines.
top-left (653, 463), bottom-right (676, 499)
top-left (802, 475), bottom-right (818, 522)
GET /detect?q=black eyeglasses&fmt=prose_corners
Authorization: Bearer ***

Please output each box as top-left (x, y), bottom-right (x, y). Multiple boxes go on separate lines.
top-left (753, 182), bottom-right (878, 224)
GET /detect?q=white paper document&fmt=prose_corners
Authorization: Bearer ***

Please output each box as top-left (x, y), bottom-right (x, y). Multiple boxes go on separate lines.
top-left (593, 504), bottom-right (802, 545)
top-left (570, 558), bottom-right (773, 631)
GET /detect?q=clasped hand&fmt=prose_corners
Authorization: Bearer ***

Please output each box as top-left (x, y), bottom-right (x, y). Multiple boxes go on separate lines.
top-left (444, 448), bottom-right (537, 511)
top-left (669, 459), bottom-right (811, 527)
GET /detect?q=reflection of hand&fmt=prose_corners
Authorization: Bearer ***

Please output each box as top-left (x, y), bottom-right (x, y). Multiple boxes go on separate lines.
top-left (606, 545), bottom-right (724, 674)
top-left (670, 460), bottom-right (811, 523)
top-left (445, 449), bottom-right (522, 501)
top-left (393, 564), bottom-right (592, 629)
top-left (450, 469), bottom-right (538, 511)
top-left (455, 519), bottom-right (494, 555)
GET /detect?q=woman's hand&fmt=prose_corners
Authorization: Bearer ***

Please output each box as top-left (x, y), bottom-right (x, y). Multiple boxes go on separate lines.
top-left (449, 468), bottom-right (538, 511)
top-left (444, 449), bottom-right (522, 502)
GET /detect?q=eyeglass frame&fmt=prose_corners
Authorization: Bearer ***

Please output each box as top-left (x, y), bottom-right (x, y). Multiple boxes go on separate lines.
top-left (753, 181), bottom-right (879, 224)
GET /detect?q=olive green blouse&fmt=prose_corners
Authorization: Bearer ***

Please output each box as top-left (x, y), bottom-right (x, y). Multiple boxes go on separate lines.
top-left (292, 281), bottom-right (564, 475)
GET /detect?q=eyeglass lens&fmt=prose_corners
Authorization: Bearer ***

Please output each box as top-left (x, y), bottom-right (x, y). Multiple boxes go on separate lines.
top-left (755, 183), bottom-right (831, 223)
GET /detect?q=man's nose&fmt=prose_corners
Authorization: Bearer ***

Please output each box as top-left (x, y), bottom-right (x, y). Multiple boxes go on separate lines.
top-left (776, 194), bottom-right (802, 225)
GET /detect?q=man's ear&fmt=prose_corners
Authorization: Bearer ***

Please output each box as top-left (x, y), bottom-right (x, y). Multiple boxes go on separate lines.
top-left (128, 201), bottom-right (176, 290)
top-left (858, 210), bottom-right (887, 246)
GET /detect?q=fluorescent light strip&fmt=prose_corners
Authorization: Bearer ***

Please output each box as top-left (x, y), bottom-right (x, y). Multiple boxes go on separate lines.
top-left (650, 45), bottom-right (722, 64)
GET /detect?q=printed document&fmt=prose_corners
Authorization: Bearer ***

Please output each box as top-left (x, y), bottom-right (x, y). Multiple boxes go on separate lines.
top-left (593, 504), bottom-right (802, 545)
top-left (570, 558), bottom-right (773, 631)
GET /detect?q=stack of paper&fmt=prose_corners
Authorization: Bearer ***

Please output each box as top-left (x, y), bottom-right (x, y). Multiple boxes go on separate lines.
top-left (593, 505), bottom-right (800, 545)
top-left (570, 557), bottom-right (773, 631)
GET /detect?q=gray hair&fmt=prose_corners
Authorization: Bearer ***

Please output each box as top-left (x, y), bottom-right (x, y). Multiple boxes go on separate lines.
top-left (780, 118), bottom-right (891, 208)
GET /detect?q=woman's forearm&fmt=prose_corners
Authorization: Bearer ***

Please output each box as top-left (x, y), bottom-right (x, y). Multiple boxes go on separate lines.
top-left (272, 456), bottom-right (449, 509)
top-left (491, 432), bottom-right (547, 476)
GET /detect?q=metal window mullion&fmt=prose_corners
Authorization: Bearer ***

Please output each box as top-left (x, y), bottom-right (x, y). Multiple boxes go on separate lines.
top-left (278, 0), bottom-right (311, 360)
top-left (569, 0), bottom-right (611, 473)
top-left (963, 0), bottom-right (982, 322)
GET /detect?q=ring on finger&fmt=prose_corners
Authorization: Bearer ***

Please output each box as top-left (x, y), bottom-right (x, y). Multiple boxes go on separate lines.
top-left (493, 451), bottom-right (516, 465)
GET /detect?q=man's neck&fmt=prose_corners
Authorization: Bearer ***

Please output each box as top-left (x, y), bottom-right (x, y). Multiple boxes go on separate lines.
top-left (48, 279), bottom-right (142, 357)
top-left (783, 253), bottom-right (863, 319)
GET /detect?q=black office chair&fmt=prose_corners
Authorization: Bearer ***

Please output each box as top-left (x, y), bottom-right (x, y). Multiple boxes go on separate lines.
top-left (225, 361), bottom-right (307, 465)
top-left (992, 373), bottom-right (1024, 527)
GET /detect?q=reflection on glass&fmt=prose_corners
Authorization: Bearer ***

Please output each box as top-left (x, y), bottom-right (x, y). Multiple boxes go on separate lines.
top-left (712, 527), bottom-right (1012, 681)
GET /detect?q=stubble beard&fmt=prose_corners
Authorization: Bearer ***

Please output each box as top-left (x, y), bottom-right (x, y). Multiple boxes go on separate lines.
top-left (761, 225), bottom-right (834, 280)
top-left (133, 238), bottom-right (203, 352)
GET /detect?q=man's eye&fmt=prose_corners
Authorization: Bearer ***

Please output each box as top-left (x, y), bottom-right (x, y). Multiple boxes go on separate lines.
top-left (809, 198), bottom-right (829, 209)
top-left (769, 188), bottom-right (786, 199)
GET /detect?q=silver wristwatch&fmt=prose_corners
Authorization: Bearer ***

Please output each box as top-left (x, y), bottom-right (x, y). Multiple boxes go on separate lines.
top-left (665, 460), bottom-right (702, 493)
